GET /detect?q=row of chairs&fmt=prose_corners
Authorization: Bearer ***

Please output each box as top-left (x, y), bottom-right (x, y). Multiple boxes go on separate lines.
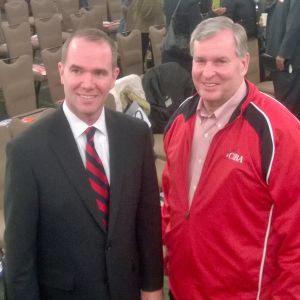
top-left (0, 23), bottom-right (165, 115)
top-left (116, 26), bottom-right (166, 76)
top-left (2, 0), bottom-right (121, 31)
top-left (0, 5), bottom-right (109, 113)
top-left (0, 16), bottom-right (64, 106)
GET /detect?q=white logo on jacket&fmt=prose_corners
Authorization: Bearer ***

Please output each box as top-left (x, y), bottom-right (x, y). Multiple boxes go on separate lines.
top-left (226, 152), bottom-right (244, 163)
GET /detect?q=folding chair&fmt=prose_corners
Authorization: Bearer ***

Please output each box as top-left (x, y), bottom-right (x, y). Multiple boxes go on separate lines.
top-left (116, 29), bottom-right (143, 76)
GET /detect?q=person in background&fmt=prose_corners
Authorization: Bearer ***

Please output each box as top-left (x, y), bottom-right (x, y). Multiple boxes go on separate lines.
top-left (162, 16), bottom-right (300, 300)
top-left (125, 0), bottom-right (165, 67)
top-left (4, 28), bottom-right (163, 300)
top-left (118, 0), bottom-right (132, 33)
top-left (265, 0), bottom-right (300, 119)
top-left (79, 0), bottom-right (89, 9)
top-left (162, 0), bottom-right (202, 72)
top-left (208, 0), bottom-right (258, 38)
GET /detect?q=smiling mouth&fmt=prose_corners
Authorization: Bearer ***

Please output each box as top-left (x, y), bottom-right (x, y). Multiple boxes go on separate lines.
top-left (202, 82), bottom-right (218, 87)
top-left (78, 94), bottom-right (97, 99)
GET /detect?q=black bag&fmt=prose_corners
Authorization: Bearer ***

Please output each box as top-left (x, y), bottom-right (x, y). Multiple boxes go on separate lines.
top-left (162, 0), bottom-right (189, 56)
top-left (142, 62), bottom-right (194, 133)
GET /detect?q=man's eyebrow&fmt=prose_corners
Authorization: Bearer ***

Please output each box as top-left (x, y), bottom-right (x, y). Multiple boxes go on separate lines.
top-left (69, 64), bottom-right (81, 69)
top-left (194, 55), bottom-right (228, 59)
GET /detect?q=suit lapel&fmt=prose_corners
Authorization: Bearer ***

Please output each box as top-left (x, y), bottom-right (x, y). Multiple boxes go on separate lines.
top-left (47, 108), bottom-right (107, 233)
top-left (105, 110), bottom-right (125, 237)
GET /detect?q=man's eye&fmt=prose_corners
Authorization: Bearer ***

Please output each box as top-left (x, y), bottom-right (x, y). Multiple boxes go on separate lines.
top-left (195, 59), bottom-right (206, 64)
top-left (216, 60), bottom-right (227, 65)
top-left (71, 68), bottom-right (81, 74)
top-left (95, 70), bottom-right (107, 76)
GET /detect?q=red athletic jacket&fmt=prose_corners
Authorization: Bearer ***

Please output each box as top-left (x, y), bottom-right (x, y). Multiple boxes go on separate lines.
top-left (162, 81), bottom-right (300, 299)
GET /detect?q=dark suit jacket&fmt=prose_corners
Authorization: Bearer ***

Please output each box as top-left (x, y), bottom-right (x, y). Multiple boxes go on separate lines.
top-left (4, 108), bottom-right (163, 300)
top-left (265, 0), bottom-right (300, 70)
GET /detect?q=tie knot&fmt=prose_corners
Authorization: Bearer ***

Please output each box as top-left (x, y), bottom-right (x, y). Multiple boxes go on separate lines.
top-left (85, 126), bottom-right (96, 141)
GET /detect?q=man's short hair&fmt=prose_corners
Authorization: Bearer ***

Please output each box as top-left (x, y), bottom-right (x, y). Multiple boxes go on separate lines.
top-left (61, 28), bottom-right (118, 68)
top-left (190, 16), bottom-right (248, 58)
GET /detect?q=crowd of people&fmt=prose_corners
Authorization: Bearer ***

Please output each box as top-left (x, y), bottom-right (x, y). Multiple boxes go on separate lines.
top-left (3, 1), bottom-right (300, 300)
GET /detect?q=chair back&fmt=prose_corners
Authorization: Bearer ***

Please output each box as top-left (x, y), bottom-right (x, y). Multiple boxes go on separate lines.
top-left (41, 47), bottom-right (64, 104)
top-left (0, 55), bottom-right (37, 116)
top-left (56, 0), bottom-right (79, 31)
top-left (88, 5), bottom-right (105, 29)
top-left (4, 0), bottom-right (30, 26)
top-left (1, 21), bottom-right (33, 61)
top-left (89, 0), bottom-right (107, 20)
top-left (107, 0), bottom-right (122, 21)
top-left (149, 26), bottom-right (165, 66)
top-left (9, 108), bottom-right (56, 138)
top-left (0, 0), bottom-right (5, 10)
top-left (70, 7), bottom-right (103, 30)
top-left (31, 0), bottom-right (58, 19)
top-left (117, 29), bottom-right (143, 76)
top-left (35, 14), bottom-right (63, 51)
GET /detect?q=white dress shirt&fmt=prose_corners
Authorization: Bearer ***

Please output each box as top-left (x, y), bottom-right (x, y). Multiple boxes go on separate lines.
top-left (63, 102), bottom-right (110, 182)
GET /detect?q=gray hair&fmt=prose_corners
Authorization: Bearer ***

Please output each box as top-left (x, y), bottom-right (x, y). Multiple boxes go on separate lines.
top-left (61, 28), bottom-right (118, 68)
top-left (190, 16), bottom-right (248, 58)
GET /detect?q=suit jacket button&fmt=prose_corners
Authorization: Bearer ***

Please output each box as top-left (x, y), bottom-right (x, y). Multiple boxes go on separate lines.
top-left (106, 244), bottom-right (112, 251)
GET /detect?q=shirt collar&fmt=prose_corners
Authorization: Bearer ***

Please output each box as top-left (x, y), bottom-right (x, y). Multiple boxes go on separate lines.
top-left (63, 101), bottom-right (107, 139)
top-left (197, 80), bottom-right (247, 127)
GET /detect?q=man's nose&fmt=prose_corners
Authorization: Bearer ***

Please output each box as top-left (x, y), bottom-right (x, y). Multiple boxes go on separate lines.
top-left (202, 62), bottom-right (215, 78)
top-left (81, 73), bottom-right (94, 88)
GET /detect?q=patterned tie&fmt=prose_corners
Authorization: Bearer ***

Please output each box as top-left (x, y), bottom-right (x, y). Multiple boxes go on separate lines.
top-left (85, 127), bottom-right (109, 230)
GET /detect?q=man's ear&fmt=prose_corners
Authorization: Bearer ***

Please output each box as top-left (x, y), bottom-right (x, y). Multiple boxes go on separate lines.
top-left (113, 67), bottom-right (120, 81)
top-left (241, 52), bottom-right (250, 77)
top-left (110, 67), bottom-right (120, 89)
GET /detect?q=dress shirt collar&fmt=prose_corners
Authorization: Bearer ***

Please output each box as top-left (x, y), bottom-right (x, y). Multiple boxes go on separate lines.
top-left (197, 80), bottom-right (247, 127)
top-left (62, 101), bottom-right (108, 139)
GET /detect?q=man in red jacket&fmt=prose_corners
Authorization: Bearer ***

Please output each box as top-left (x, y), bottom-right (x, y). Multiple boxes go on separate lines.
top-left (162, 16), bottom-right (300, 300)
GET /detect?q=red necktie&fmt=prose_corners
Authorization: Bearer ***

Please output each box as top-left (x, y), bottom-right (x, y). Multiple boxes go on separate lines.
top-left (85, 127), bottom-right (109, 230)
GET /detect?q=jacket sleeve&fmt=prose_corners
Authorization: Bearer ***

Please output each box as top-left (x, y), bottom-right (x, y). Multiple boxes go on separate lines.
top-left (278, 0), bottom-right (300, 60)
top-left (4, 141), bottom-right (40, 300)
top-left (268, 119), bottom-right (300, 297)
top-left (137, 126), bottom-right (163, 291)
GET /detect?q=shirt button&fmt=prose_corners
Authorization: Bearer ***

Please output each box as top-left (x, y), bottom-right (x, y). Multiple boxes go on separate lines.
top-left (217, 123), bottom-right (222, 128)
top-left (204, 133), bottom-right (208, 138)
top-left (198, 159), bottom-right (202, 164)
top-left (193, 185), bottom-right (196, 190)
top-left (105, 243), bottom-right (112, 251)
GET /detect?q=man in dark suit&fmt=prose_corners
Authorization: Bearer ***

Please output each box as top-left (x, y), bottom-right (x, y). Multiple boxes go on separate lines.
top-left (265, 0), bottom-right (300, 119)
top-left (207, 0), bottom-right (258, 38)
top-left (4, 28), bottom-right (163, 300)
